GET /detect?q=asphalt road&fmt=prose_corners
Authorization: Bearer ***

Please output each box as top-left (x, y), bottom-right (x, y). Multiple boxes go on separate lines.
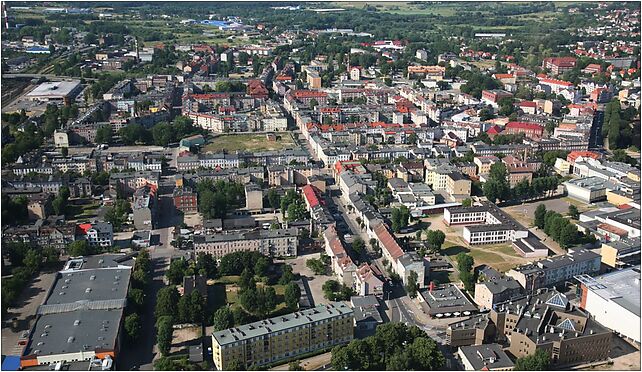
top-left (589, 109), bottom-right (605, 149)
top-left (119, 184), bottom-right (181, 370)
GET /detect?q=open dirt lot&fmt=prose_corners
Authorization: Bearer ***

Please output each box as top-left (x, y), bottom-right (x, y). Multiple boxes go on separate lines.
top-left (203, 133), bottom-right (297, 153)
top-left (502, 197), bottom-right (596, 228)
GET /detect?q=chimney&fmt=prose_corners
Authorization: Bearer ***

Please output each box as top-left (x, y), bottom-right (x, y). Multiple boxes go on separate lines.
top-left (429, 281), bottom-right (435, 292)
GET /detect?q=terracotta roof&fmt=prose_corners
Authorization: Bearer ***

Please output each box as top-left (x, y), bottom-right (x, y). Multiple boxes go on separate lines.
top-left (302, 184), bottom-right (321, 209)
top-left (505, 121), bottom-right (543, 131)
top-left (374, 223), bottom-right (403, 260)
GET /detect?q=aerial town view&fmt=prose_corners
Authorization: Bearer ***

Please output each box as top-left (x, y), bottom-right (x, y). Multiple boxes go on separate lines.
top-left (0, 1), bottom-right (640, 371)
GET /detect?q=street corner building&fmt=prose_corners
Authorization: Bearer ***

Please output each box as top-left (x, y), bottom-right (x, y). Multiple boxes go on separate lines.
top-left (211, 302), bottom-right (354, 370)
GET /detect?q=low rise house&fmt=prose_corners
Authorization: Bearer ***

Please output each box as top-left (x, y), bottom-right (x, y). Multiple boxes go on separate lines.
top-left (350, 295), bottom-right (384, 333)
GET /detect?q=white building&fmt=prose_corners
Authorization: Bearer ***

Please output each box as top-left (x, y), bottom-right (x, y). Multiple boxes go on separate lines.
top-left (563, 177), bottom-right (608, 204)
top-left (576, 266), bottom-right (640, 345)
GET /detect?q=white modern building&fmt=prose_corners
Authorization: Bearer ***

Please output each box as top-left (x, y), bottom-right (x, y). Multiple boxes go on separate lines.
top-left (576, 266), bottom-right (641, 345)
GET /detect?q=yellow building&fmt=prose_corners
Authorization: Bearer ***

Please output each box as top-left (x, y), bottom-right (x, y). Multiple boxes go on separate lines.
top-left (600, 238), bottom-right (640, 268)
top-left (211, 303), bottom-right (354, 370)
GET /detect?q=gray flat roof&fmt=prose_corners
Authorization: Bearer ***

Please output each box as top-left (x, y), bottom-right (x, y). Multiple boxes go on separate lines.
top-left (27, 81), bottom-right (81, 98)
top-left (577, 266), bottom-right (640, 317)
top-left (212, 302), bottom-right (353, 346)
top-left (420, 284), bottom-right (477, 315)
top-left (459, 344), bottom-right (515, 370)
top-left (44, 267), bottom-right (131, 305)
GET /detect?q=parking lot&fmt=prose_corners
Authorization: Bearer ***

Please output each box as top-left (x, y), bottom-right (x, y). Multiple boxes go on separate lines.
top-left (1, 269), bottom-right (57, 356)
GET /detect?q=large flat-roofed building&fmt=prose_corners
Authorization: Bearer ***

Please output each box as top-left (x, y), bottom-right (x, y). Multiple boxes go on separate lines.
top-left (576, 267), bottom-right (640, 345)
top-left (600, 237), bottom-right (640, 268)
top-left (26, 81), bottom-right (83, 104)
top-left (211, 302), bottom-right (353, 370)
top-left (563, 177), bottom-right (608, 204)
top-left (506, 249), bottom-right (601, 292)
top-left (20, 255), bottom-right (133, 369)
top-left (444, 202), bottom-right (529, 245)
top-left (419, 283), bottom-right (478, 318)
top-left (193, 228), bottom-right (298, 258)
top-left (490, 289), bottom-right (611, 367)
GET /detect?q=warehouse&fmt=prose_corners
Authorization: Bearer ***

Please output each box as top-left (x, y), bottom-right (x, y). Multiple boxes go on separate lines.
top-left (26, 80), bottom-right (83, 104)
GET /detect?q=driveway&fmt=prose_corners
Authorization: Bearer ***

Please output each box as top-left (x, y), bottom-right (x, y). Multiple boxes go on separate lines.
top-left (286, 254), bottom-right (334, 306)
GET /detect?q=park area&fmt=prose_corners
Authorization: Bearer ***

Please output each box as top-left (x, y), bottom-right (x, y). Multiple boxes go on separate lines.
top-left (203, 133), bottom-right (297, 153)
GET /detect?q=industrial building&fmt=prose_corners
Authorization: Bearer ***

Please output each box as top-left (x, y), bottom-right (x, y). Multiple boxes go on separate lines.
top-left (26, 81), bottom-right (83, 104)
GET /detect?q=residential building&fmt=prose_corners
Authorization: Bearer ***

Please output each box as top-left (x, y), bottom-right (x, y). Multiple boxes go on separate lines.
top-left (350, 295), bottom-right (383, 332)
top-left (173, 187), bottom-right (198, 213)
top-left (245, 183), bottom-right (264, 212)
top-left (506, 249), bottom-right (601, 292)
top-left (193, 228), bottom-right (298, 258)
top-left (503, 121), bottom-right (544, 140)
top-left (76, 222), bottom-right (114, 248)
top-left (210, 303), bottom-right (354, 370)
top-left (323, 225), bottom-right (357, 287)
top-left (353, 263), bottom-right (384, 297)
top-left (542, 57), bottom-right (577, 74)
top-left (576, 267), bottom-right (640, 345)
top-left (132, 184), bottom-right (158, 230)
top-left (458, 344), bottom-right (514, 371)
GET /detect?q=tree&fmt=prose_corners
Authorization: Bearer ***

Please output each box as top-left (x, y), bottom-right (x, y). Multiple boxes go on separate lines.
top-left (95, 124), bottom-right (113, 144)
top-left (254, 256), bottom-right (269, 277)
top-left (212, 307), bottom-right (234, 331)
top-left (155, 286), bottom-right (179, 319)
top-left (128, 288), bottom-right (145, 310)
top-left (166, 258), bottom-right (188, 285)
top-left (352, 237), bottom-right (365, 255)
top-left (279, 264), bottom-right (295, 285)
top-left (425, 230), bottom-right (446, 253)
top-left (267, 188), bottom-right (281, 210)
top-left (408, 337), bottom-right (446, 370)
top-left (461, 198), bottom-right (472, 207)
top-left (534, 204), bottom-right (547, 229)
top-left (239, 268), bottom-right (255, 291)
top-left (197, 253), bottom-right (217, 279)
top-left (568, 205), bottom-right (579, 219)
top-left (514, 350), bottom-right (550, 370)
top-left (559, 223), bottom-right (579, 249)
top-left (284, 282), bottom-right (301, 309)
top-left (306, 258), bottom-right (326, 275)
top-left (156, 316), bottom-right (174, 356)
top-left (68, 240), bottom-right (92, 257)
top-left (288, 361), bottom-right (304, 371)
top-left (309, 98), bottom-right (319, 109)
top-left (405, 270), bottom-right (419, 298)
top-left (124, 313), bottom-right (141, 341)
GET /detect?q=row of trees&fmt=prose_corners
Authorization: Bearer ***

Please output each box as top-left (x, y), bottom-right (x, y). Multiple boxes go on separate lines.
top-left (166, 253), bottom-right (218, 285)
top-left (118, 116), bottom-right (204, 146)
top-left (331, 322), bottom-right (445, 370)
top-left (602, 98), bottom-right (640, 150)
top-left (534, 205), bottom-right (595, 249)
top-left (123, 249), bottom-right (152, 343)
top-left (280, 189), bottom-right (309, 222)
top-left (483, 163), bottom-right (559, 204)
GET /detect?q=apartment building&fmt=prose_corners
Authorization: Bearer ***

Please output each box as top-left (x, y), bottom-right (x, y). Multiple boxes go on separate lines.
top-left (504, 122), bottom-right (544, 140)
top-left (132, 184), bottom-right (158, 231)
top-left (490, 289), bottom-right (611, 367)
top-left (76, 222), bottom-right (113, 248)
top-left (323, 225), bottom-right (357, 287)
top-left (506, 249), bottom-right (601, 292)
top-left (193, 228), bottom-right (298, 259)
top-left (173, 187), bottom-right (198, 213)
top-left (211, 303), bottom-right (354, 370)
top-left (542, 57), bottom-right (577, 74)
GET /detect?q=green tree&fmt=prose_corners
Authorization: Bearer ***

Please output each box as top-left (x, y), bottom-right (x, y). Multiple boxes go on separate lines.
top-left (267, 188), bottom-right (281, 210)
top-left (405, 270), bottom-right (419, 298)
top-left (461, 198), bottom-right (472, 207)
top-left (68, 240), bottom-right (92, 257)
top-left (212, 307), bottom-right (234, 331)
top-left (288, 361), bottom-right (304, 371)
top-left (128, 288), bottom-right (145, 310)
top-left (95, 124), bottom-right (113, 144)
top-left (124, 313), bottom-right (141, 341)
top-left (166, 258), bottom-right (188, 285)
top-left (279, 264), bottom-right (295, 285)
top-left (254, 256), bottom-right (269, 277)
top-left (156, 316), bottom-right (174, 356)
top-left (568, 205), bottom-right (579, 219)
top-left (155, 286), bottom-right (179, 319)
top-left (306, 258), bottom-right (326, 275)
top-left (534, 204), bottom-right (547, 229)
top-left (352, 237), bottom-right (365, 255)
top-left (426, 230), bottom-right (446, 253)
top-left (514, 350), bottom-right (550, 371)
top-left (284, 282), bottom-right (301, 309)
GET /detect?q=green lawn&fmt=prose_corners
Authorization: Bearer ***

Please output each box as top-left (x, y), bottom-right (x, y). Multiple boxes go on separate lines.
top-left (203, 133), bottom-right (296, 153)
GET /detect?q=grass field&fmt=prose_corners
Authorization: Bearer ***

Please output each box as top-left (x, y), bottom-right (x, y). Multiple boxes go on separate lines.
top-left (442, 239), bottom-right (531, 273)
top-left (203, 133), bottom-right (297, 153)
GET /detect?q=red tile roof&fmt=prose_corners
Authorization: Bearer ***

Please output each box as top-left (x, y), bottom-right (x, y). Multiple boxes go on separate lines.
top-left (505, 122), bottom-right (543, 131)
top-left (374, 223), bottom-right (403, 260)
top-left (302, 184), bottom-right (321, 209)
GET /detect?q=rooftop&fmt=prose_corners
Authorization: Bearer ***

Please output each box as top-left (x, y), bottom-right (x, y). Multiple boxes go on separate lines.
top-left (459, 344), bottom-right (515, 371)
top-left (576, 266), bottom-right (640, 317)
top-left (420, 284), bottom-right (477, 316)
top-left (27, 81), bottom-right (81, 98)
top-left (212, 302), bottom-right (353, 346)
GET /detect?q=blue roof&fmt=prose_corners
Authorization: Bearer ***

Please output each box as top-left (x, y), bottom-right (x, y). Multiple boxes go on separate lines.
top-left (200, 20), bottom-right (231, 26)
top-left (2, 355), bottom-right (21, 371)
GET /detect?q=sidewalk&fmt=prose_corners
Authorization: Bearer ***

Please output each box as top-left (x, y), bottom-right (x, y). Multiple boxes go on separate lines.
top-left (270, 352), bottom-right (332, 371)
